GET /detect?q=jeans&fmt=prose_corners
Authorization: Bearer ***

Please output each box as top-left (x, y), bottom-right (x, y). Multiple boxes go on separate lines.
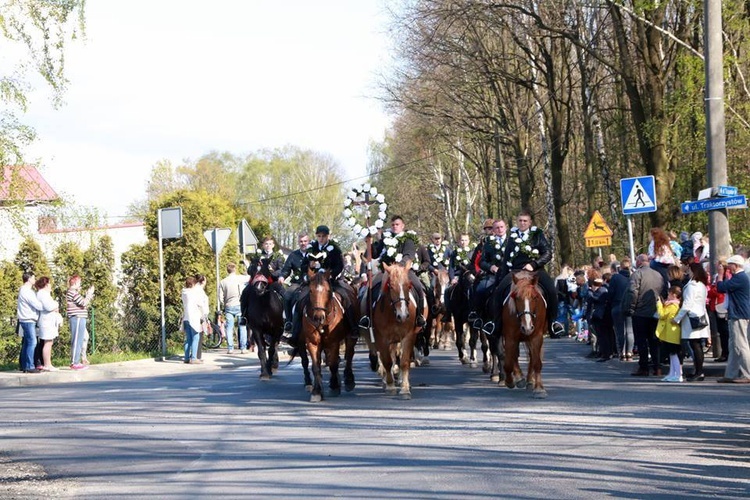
top-left (69, 316), bottom-right (88, 365)
top-left (224, 306), bottom-right (247, 351)
top-left (19, 321), bottom-right (37, 371)
top-left (184, 321), bottom-right (201, 361)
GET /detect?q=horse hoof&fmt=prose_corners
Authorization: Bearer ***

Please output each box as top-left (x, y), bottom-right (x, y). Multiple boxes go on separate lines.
top-left (526, 383), bottom-right (534, 392)
top-left (490, 375), bottom-right (500, 383)
top-left (329, 388), bottom-right (341, 397)
top-left (399, 391), bottom-right (412, 400)
top-left (345, 382), bottom-right (355, 392)
top-left (515, 379), bottom-right (527, 389)
top-left (305, 384), bottom-right (313, 393)
top-left (310, 394), bottom-right (323, 403)
top-left (533, 389), bottom-right (548, 399)
top-left (482, 365), bottom-right (490, 374)
top-left (460, 357), bottom-right (469, 365)
top-left (385, 386), bottom-right (397, 395)
top-left (420, 358), bottom-right (430, 366)
top-left (259, 374), bottom-right (271, 381)
top-left (505, 380), bottom-right (514, 389)
top-left (470, 361), bottom-right (477, 368)
top-left (410, 361), bottom-right (417, 368)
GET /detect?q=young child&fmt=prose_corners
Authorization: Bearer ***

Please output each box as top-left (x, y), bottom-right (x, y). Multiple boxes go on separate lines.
top-left (656, 285), bottom-right (683, 382)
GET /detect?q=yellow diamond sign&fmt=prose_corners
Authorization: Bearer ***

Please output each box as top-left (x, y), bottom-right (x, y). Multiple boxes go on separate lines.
top-left (583, 210), bottom-right (613, 238)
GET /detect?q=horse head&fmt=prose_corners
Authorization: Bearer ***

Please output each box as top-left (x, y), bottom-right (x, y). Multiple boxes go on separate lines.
top-left (434, 269), bottom-right (449, 307)
top-left (251, 273), bottom-right (270, 294)
top-left (510, 270), bottom-right (544, 337)
top-left (382, 261), bottom-right (413, 323)
top-left (308, 270), bottom-right (332, 327)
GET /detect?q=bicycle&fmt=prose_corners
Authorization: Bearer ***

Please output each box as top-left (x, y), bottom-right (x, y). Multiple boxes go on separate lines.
top-left (202, 313), bottom-right (225, 350)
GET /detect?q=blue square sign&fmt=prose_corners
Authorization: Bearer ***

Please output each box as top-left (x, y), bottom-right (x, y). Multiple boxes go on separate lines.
top-left (620, 176), bottom-right (657, 215)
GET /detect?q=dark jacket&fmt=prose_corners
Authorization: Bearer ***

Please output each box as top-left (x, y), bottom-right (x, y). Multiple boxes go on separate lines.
top-left (501, 227), bottom-right (552, 276)
top-left (448, 248), bottom-right (475, 281)
top-left (624, 265), bottom-right (664, 318)
top-left (303, 240), bottom-right (344, 279)
top-left (607, 270), bottom-right (630, 315)
top-left (249, 251), bottom-right (285, 279)
top-left (279, 249), bottom-right (306, 284)
top-left (589, 284), bottom-right (611, 323)
top-left (480, 235), bottom-right (507, 275)
top-left (716, 270), bottom-right (750, 320)
top-left (419, 244), bottom-right (451, 274)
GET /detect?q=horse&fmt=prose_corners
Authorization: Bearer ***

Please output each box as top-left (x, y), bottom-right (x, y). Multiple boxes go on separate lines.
top-left (371, 261), bottom-right (428, 399)
top-left (501, 270), bottom-right (548, 398)
top-left (301, 270), bottom-right (357, 403)
top-left (240, 272), bottom-right (311, 386)
top-left (447, 270), bottom-right (492, 374)
top-left (430, 269), bottom-right (454, 350)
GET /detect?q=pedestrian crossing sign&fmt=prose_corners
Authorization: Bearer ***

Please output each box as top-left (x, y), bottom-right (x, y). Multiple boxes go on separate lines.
top-left (620, 175), bottom-right (657, 215)
top-left (584, 211), bottom-right (613, 238)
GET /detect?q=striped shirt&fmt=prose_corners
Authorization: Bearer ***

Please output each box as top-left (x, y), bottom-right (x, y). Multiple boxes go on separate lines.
top-left (66, 288), bottom-right (90, 318)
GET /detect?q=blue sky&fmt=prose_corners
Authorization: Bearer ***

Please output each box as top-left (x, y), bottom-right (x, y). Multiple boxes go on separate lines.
top-left (24, 0), bottom-right (393, 219)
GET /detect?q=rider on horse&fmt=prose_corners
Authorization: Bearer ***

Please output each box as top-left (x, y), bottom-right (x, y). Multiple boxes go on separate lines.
top-left (279, 232), bottom-right (310, 334)
top-left (358, 215), bottom-right (427, 329)
top-left (248, 236), bottom-right (285, 281)
top-left (442, 233), bottom-right (474, 322)
top-left (417, 232), bottom-right (451, 315)
top-left (486, 209), bottom-right (558, 336)
top-left (283, 225), bottom-right (359, 347)
top-left (469, 219), bottom-right (509, 333)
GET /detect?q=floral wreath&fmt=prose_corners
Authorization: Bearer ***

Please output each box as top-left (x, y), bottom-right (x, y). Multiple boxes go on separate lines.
top-left (381, 230), bottom-right (420, 271)
top-left (506, 225), bottom-right (540, 267)
top-left (455, 243), bottom-right (473, 266)
top-left (343, 183), bottom-right (387, 239)
top-left (493, 236), bottom-right (508, 262)
top-left (428, 240), bottom-right (451, 268)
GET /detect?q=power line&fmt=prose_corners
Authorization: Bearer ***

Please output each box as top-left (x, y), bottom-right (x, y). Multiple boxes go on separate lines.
top-left (242, 150), bottom-right (449, 205)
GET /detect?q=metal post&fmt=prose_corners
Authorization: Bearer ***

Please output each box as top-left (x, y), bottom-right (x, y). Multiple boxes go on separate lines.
top-left (627, 216), bottom-right (636, 263)
top-left (704, 0), bottom-right (731, 274)
top-left (158, 209), bottom-right (166, 359)
top-left (213, 229), bottom-right (221, 313)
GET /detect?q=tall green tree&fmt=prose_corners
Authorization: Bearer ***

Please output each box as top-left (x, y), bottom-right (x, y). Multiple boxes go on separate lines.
top-left (14, 236), bottom-right (50, 277)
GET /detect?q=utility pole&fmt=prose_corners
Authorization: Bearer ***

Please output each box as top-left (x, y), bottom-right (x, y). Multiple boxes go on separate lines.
top-left (704, 0), bottom-right (731, 273)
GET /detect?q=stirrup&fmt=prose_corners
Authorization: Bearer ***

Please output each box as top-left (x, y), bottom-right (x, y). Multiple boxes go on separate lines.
top-left (481, 321), bottom-right (495, 336)
top-left (472, 318), bottom-right (483, 330)
top-left (468, 311), bottom-right (479, 322)
top-left (358, 316), bottom-right (370, 329)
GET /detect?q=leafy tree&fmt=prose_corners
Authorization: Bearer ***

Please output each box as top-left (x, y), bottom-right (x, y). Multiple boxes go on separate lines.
top-left (82, 235), bottom-right (118, 353)
top-left (14, 236), bottom-right (50, 277)
top-left (0, 261), bottom-right (22, 364)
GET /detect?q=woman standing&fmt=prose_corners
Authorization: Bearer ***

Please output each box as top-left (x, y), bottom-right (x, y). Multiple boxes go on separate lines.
top-left (674, 263), bottom-right (711, 381)
top-left (181, 276), bottom-right (206, 364)
top-left (35, 277), bottom-right (63, 371)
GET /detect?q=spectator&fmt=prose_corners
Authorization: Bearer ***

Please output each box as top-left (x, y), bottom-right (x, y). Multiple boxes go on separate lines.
top-left (667, 265), bottom-right (684, 289)
top-left (625, 254), bottom-right (665, 376)
top-left (35, 276), bottom-right (63, 371)
top-left (674, 263), bottom-right (710, 382)
top-left (609, 260), bottom-right (633, 360)
top-left (668, 231), bottom-right (683, 259)
top-left (16, 272), bottom-right (46, 373)
top-left (219, 263), bottom-right (250, 354)
top-left (708, 258), bottom-right (730, 363)
top-left (693, 232), bottom-right (709, 264)
top-left (716, 255), bottom-right (750, 383)
top-left (656, 285), bottom-right (683, 382)
top-left (181, 276), bottom-right (207, 364)
top-left (648, 227), bottom-right (675, 294)
top-left (66, 275), bottom-right (94, 371)
top-left (590, 274), bottom-right (615, 361)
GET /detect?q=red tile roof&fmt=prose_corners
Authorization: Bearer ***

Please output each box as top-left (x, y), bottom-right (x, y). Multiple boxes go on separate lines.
top-left (0, 165), bottom-right (59, 203)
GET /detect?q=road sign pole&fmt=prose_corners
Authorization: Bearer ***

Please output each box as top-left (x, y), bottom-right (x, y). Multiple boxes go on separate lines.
top-left (213, 229), bottom-right (221, 313)
top-left (627, 216), bottom-right (636, 264)
top-left (158, 209), bottom-right (166, 359)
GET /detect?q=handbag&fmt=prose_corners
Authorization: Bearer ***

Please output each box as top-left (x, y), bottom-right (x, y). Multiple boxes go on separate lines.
top-left (689, 313), bottom-right (708, 330)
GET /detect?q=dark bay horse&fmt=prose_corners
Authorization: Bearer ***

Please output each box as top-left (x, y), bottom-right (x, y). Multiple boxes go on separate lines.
top-left (449, 271), bottom-right (491, 373)
top-left (301, 270), bottom-right (357, 403)
top-left (240, 273), bottom-right (311, 385)
top-left (371, 261), bottom-right (428, 399)
top-left (502, 270), bottom-right (547, 398)
top-left (430, 269), bottom-right (453, 351)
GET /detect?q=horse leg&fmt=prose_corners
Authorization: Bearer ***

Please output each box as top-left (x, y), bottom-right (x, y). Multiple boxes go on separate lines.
top-left (344, 336), bottom-right (356, 392)
top-left (468, 328), bottom-right (478, 368)
top-left (529, 334), bottom-right (547, 399)
top-left (480, 331), bottom-right (491, 374)
top-left (399, 333), bottom-right (417, 400)
top-left (309, 343), bottom-right (324, 403)
top-left (300, 348), bottom-right (312, 391)
top-left (328, 344), bottom-right (342, 397)
top-left (504, 336), bottom-right (520, 389)
top-left (379, 341), bottom-right (396, 394)
top-left (455, 320), bottom-right (467, 364)
top-left (267, 341), bottom-right (277, 375)
top-left (254, 329), bottom-right (271, 380)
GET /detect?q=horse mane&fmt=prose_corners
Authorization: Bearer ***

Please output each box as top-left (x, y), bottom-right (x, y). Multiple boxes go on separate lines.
top-left (507, 271), bottom-right (541, 315)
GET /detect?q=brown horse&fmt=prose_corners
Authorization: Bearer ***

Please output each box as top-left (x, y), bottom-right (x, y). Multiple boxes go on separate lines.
top-left (502, 270), bottom-right (548, 398)
top-left (301, 270), bottom-right (357, 403)
top-left (371, 261), bottom-right (428, 400)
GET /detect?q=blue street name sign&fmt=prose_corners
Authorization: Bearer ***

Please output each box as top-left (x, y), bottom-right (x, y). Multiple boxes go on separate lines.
top-left (620, 175), bottom-right (657, 215)
top-left (680, 195), bottom-right (747, 214)
top-left (717, 185), bottom-right (738, 197)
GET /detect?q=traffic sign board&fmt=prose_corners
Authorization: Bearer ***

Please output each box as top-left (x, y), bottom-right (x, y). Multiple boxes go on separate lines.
top-left (585, 236), bottom-right (612, 248)
top-left (680, 195), bottom-right (747, 214)
top-left (620, 176), bottom-right (657, 215)
top-left (717, 185), bottom-right (738, 197)
top-left (583, 211), bottom-right (613, 238)
top-left (204, 228), bottom-right (232, 253)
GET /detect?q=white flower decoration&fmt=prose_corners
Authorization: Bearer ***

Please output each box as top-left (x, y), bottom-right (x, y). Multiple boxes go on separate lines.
top-left (376, 194), bottom-right (385, 203)
top-left (343, 208), bottom-right (353, 218)
top-left (326, 245), bottom-right (334, 252)
top-left (395, 253), bottom-right (403, 263)
top-left (344, 184), bottom-right (387, 238)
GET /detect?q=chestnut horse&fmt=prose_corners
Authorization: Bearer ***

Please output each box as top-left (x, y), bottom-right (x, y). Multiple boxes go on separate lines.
top-left (371, 261), bottom-right (428, 400)
top-left (302, 270), bottom-right (357, 403)
top-left (502, 271), bottom-right (548, 398)
top-left (240, 273), bottom-right (311, 385)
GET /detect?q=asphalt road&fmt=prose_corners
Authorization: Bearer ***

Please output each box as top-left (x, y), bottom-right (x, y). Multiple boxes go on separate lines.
top-left (2, 338), bottom-right (749, 499)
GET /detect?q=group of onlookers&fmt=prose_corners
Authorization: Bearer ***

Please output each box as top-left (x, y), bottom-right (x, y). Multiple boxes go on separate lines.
top-left (556, 228), bottom-right (750, 384)
top-left (16, 272), bottom-right (94, 373)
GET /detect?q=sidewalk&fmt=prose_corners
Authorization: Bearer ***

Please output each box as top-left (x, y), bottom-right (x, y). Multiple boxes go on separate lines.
top-left (0, 349), bottom-right (283, 388)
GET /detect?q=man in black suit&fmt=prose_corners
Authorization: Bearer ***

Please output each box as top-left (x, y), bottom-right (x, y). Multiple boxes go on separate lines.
top-left (279, 232), bottom-right (310, 334)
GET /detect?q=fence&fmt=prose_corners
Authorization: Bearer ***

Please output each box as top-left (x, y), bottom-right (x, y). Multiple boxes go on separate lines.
top-left (1, 307), bottom-right (183, 367)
